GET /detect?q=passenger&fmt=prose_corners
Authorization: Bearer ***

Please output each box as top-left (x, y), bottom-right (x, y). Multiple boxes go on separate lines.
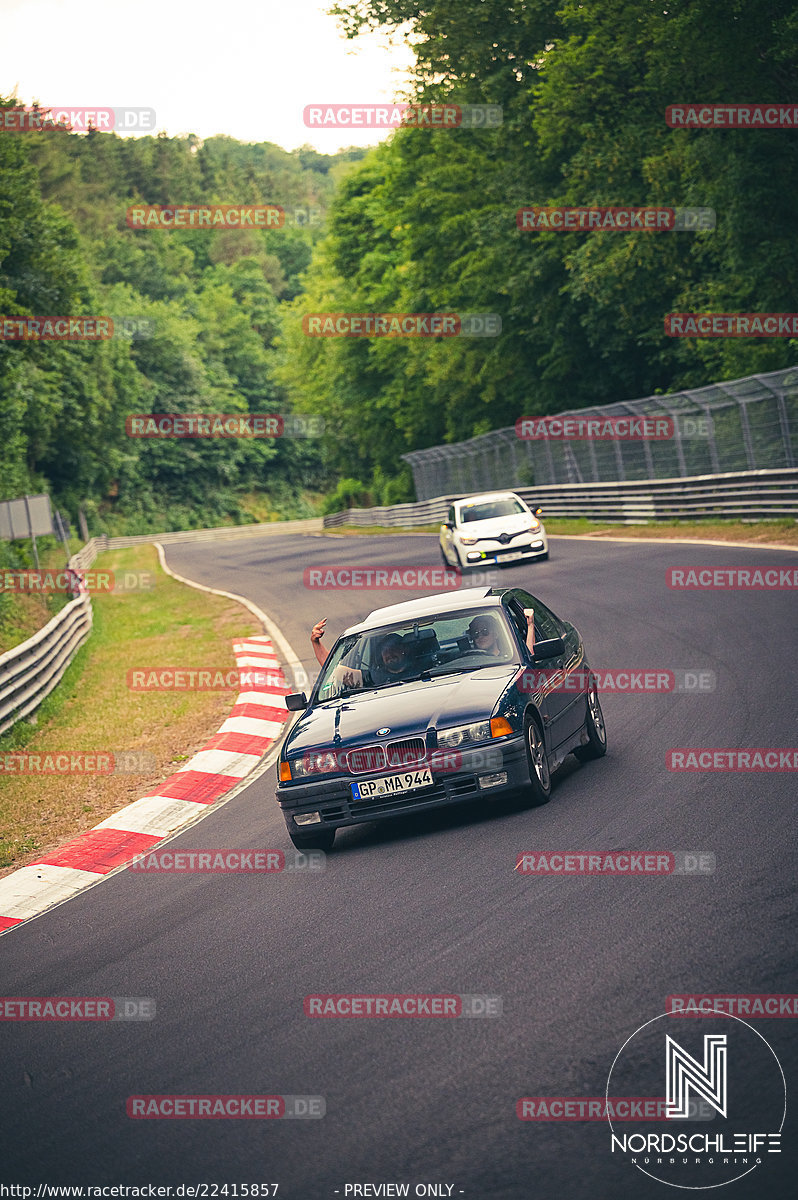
top-left (467, 614), bottom-right (505, 656)
top-left (467, 610), bottom-right (535, 656)
top-left (310, 617), bottom-right (330, 667)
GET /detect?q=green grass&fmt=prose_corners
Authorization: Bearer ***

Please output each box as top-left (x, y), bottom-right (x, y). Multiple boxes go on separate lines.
top-left (326, 519), bottom-right (798, 546)
top-left (0, 544), bottom-right (261, 876)
top-left (0, 536), bottom-right (84, 653)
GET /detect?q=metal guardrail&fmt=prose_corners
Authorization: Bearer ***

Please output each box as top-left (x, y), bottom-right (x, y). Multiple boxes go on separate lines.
top-left (322, 469), bottom-right (798, 528)
top-left (4, 466), bottom-right (790, 739)
top-left (0, 537), bottom-right (107, 736)
top-left (0, 592), bottom-right (93, 737)
top-left (323, 499), bottom-right (451, 529)
top-left (0, 521), bottom-right (323, 736)
top-left (402, 366), bottom-right (798, 498)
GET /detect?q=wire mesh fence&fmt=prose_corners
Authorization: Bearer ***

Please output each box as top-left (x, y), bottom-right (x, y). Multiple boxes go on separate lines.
top-left (402, 367), bottom-right (798, 499)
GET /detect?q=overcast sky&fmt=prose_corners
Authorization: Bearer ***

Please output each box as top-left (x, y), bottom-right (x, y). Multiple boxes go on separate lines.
top-left (0, 0), bottom-right (417, 152)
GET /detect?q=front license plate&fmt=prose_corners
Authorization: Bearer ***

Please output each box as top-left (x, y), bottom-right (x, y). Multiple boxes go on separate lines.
top-left (497, 550), bottom-right (523, 563)
top-left (351, 769), bottom-right (433, 800)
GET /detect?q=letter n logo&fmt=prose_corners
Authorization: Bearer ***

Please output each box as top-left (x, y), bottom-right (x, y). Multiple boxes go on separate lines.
top-left (666, 1034), bottom-right (727, 1118)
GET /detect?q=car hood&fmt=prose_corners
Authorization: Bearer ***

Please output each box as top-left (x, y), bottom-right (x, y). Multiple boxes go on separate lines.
top-left (285, 666), bottom-right (517, 755)
top-left (458, 513), bottom-right (535, 537)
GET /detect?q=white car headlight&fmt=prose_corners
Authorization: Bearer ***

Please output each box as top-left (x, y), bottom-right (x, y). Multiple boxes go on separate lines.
top-left (528, 519), bottom-right (540, 532)
top-left (459, 535), bottom-right (478, 545)
top-left (437, 720), bottom-right (492, 749)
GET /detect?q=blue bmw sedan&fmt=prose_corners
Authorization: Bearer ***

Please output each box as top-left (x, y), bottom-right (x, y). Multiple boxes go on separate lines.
top-left (276, 586), bottom-right (606, 850)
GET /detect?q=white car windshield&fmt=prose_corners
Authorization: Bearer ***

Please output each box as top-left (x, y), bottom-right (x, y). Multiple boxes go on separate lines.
top-left (460, 498), bottom-right (527, 523)
top-left (315, 608), bottom-right (518, 700)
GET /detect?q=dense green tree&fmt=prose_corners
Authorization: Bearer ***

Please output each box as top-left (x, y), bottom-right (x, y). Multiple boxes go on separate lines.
top-left (1, 111), bottom-right (344, 527)
top-left (275, 0), bottom-right (797, 494)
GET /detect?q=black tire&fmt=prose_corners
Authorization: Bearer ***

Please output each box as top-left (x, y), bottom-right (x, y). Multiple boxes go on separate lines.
top-left (289, 828), bottom-right (335, 852)
top-left (574, 676), bottom-right (607, 761)
top-left (523, 713), bottom-right (552, 805)
top-left (451, 546), bottom-right (469, 572)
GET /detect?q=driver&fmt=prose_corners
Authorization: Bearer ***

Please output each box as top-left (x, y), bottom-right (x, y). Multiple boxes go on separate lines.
top-left (368, 632), bottom-right (414, 684)
top-left (310, 621), bottom-right (415, 689)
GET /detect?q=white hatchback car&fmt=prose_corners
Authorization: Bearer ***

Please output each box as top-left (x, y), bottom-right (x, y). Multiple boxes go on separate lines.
top-left (439, 491), bottom-right (548, 570)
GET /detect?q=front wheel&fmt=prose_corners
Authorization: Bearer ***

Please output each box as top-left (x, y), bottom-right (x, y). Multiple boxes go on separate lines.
top-left (523, 714), bottom-right (552, 805)
top-left (574, 678), bottom-right (607, 761)
top-left (289, 828), bottom-right (335, 852)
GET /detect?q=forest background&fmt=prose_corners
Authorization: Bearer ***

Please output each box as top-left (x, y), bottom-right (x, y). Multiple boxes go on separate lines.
top-left (1, 0), bottom-right (796, 537)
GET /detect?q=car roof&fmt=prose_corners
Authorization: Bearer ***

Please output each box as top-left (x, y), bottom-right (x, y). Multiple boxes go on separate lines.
top-left (344, 587), bottom-right (509, 634)
top-left (453, 491), bottom-right (526, 507)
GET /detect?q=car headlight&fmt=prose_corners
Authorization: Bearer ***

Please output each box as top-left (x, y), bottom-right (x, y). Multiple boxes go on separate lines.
top-left (437, 720), bottom-right (492, 749)
top-left (290, 750), bottom-right (341, 777)
top-left (459, 535), bottom-right (478, 545)
top-left (527, 519), bottom-right (541, 532)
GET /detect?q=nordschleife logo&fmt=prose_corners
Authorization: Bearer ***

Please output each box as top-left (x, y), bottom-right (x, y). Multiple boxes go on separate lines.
top-left (606, 1011), bottom-right (786, 1188)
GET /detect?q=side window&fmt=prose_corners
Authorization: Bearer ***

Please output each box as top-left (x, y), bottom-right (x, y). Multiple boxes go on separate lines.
top-left (502, 597), bottom-right (529, 647)
top-left (511, 589), bottom-right (563, 642)
top-left (447, 506), bottom-right (456, 525)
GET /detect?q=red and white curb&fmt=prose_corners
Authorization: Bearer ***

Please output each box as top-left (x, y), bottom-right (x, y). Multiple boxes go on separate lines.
top-left (0, 636), bottom-right (290, 935)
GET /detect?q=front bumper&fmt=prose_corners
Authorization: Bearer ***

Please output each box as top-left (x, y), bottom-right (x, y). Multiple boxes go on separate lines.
top-left (276, 737), bottom-right (529, 832)
top-left (462, 538), bottom-right (546, 564)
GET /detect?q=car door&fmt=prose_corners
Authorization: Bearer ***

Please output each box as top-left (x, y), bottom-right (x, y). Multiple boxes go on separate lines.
top-left (509, 588), bottom-right (585, 749)
top-left (441, 505), bottom-right (457, 563)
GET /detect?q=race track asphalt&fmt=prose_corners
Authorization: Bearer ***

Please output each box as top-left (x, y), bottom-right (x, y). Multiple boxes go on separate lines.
top-left (1, 532), bottom-right (796, 1199)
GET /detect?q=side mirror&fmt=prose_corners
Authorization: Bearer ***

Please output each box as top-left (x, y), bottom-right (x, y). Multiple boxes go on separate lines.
top-left (285, 692), bottom-right (308, 711)
top-left (443, 521), bottom-right (453, 530)
top-left (532, 636), bottom-right (565, 662)
top-left (534, 507), bottom-right (543, 516)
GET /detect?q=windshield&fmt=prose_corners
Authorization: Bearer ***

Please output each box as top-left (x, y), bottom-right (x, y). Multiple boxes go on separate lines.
top-left (315, 607), bottom-right (519, 701)
top-left (460, 498), bottom-right (526, 523)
